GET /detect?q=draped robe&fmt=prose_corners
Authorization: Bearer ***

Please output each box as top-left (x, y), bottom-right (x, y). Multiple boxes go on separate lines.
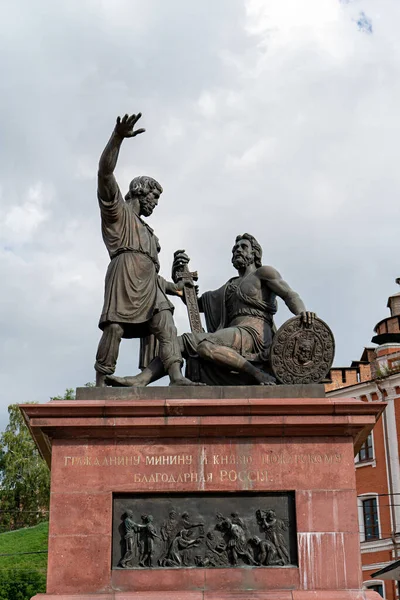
top-left (98, 188), bottom-right (173, 339)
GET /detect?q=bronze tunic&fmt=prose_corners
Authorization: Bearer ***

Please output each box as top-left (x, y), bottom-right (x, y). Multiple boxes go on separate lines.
top-left (98, 188), bottom-right (173, 337)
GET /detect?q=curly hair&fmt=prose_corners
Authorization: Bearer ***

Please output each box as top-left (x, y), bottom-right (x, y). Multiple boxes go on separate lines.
top-left (125, 175), bottom-right (163, 201)
top-left (234, 233), bottom-right (263, 268)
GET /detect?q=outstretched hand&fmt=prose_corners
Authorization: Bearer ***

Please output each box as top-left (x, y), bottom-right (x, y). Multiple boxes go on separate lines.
top-left (115, 113), bottom-right (146, 138)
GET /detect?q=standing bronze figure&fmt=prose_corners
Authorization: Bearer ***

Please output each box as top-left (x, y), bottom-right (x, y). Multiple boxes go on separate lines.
top-left (94, 113), bottom-right (197, 387)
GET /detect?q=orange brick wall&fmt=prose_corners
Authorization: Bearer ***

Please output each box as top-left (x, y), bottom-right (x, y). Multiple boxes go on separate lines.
top-left (389, 296), bottom-right (400, 316)
top-left (377, 322), bottom-right (388, 335)
top-left (355, 411), bottom-right (394, 600)
top-left (325, 291), bottom-right (400, 599)
top-left (363, 557), bottom-right (396, 600)
top-left (388, 317), bottom-right (400, 334)
top-left (359, 364), bottom-right (372, 382)
top-left (394, 397), bottom-right (400, 454)
top-left (325, 368), bottom-right (359, 392)
top-left (356, 414), bottom-right (389, 490)
top-left (362, 549), bottom-right (392, 567)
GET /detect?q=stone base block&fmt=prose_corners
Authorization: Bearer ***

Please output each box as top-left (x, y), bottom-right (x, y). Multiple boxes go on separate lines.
top-left (31, 591), bottom-right (382, 600)
top-left (21, 394), bottom-right (385, 600)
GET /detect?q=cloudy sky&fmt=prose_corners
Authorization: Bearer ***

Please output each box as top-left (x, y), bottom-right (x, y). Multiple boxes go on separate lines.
top-left (0, 0), bottom-right (398, 428)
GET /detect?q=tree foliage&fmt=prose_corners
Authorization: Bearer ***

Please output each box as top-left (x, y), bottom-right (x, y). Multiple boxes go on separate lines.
top-left (0, 387), bottom-right (91, 531)
top-left (0, 404), bottom-right (50, 532)
top-left (0, 569), bottom-right (46, 600)
top-left (50, 387), bottom-right (75, 400)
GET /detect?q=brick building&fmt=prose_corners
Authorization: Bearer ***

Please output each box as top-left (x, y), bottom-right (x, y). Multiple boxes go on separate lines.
top-left (325, 282), bottom-right (400, 599)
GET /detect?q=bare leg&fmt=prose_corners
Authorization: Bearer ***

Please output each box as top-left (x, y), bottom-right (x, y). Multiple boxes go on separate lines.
top-left (95, 323), bottom-right (124, 387)
top-left (197, 340), bottom-right (275, 385)
top-left (149, 310), bottom-right (204, 386)
top-left (105, 358), bottom-right (165, 387)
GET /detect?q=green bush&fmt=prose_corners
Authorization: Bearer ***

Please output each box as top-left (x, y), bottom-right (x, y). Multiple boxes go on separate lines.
top-left (0, 569), bottom-right (46, 600)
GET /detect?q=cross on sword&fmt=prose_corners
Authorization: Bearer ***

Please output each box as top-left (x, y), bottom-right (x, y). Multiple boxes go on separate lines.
top-left (173, 251), bottom-right (204, 334)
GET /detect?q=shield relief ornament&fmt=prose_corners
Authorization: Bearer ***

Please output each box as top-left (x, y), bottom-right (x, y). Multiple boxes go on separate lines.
top-left (270, 316), bottom-right (335, 384)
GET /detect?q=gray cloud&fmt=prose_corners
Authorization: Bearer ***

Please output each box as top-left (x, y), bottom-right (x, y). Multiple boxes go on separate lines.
top-left (1, 0), bottom-right (399, 428)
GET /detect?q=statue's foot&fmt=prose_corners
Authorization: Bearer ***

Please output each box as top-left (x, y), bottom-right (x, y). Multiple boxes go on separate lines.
top-left (254, 371), bottom-right (276, 386)
top-left (105, 375), bottom-right (132, 387)
top-left (105, 374), bottom-right (150, 387)
top-left (169, 376), bottom-right (206, 386)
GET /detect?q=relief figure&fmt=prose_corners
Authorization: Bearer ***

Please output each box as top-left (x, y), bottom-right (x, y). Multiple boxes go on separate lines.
top-left (257, 508), bottom-right (290, 565)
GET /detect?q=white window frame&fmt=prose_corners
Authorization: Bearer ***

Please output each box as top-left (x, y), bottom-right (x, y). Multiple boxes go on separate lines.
top-left (355, 431), bottom-right (375, 468)
top-left (363, 579), bottom-right (385, 598)
top-left (358, 493), bottom-right (381, 543)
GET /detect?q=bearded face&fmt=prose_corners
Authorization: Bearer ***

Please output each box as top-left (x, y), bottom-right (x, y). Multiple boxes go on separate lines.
top-left (297, 338), bottom-right (314, 364)
top-left (231, 238), bottom-right (255, 271)
top-left (232, 254), bottom-right (254, 270)
top-left (138, 191), bottom-right (160, 217)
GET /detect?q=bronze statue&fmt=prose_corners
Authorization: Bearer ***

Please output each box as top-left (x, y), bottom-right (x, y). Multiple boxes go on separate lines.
top-left (106, 233), bottom-right (315, 387)
top-left (94, 113), bottom-right (198, 387)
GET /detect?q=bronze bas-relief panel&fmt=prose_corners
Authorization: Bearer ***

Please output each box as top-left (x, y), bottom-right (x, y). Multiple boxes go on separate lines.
top-left (112, 492), bottom-right (297, 570)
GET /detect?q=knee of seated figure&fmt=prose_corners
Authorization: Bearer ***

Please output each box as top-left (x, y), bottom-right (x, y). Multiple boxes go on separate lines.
top-left (197, 340), bottom-right (214, 360)
top-left (107, 323), bottom-right (124, 337)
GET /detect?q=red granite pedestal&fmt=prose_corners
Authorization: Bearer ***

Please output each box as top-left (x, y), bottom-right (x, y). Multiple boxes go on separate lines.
top-left (20, 386), bottom-right (385, 600)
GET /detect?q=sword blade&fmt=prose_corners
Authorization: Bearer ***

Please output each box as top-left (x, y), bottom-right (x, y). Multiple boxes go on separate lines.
top-left (183, 285), bottom-right (203, 333)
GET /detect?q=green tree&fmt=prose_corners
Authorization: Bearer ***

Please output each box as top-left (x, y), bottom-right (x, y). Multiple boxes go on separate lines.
top-left (0, 387), bottom-right (92, 532)
top-left (49, 384), bottom-right (94, 401)
top-left (50, 387), bottom-right (76, 400)
top-left (0, 570), bottom-right (46, 600)
top-left (0, 404), bottom-right (50, 532)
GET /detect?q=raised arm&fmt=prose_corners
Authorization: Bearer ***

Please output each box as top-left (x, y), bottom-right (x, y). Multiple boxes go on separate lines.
top-left (98, 113), bottom-right (145, 202)
top-left (258, 266), bottom-right (315, 326)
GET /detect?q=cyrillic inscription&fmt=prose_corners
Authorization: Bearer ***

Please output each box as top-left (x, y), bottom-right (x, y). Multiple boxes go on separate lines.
top-left (132, 473), bottom-right (212, 484)
top-left (262, 452), bottom-right (342, 465)
top-left (63, 451), bottom-right (342, 470)
top-left (219, 469), bottom-right (268, 483)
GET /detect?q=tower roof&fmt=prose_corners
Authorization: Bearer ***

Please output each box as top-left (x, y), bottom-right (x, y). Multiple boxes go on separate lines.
top-left (371, 279), bottom-right (400, 343)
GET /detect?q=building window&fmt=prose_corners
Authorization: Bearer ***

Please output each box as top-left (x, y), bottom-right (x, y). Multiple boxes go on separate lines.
top-left (358, 434), bottom-right (373, 462)
top-left (362, 497), bottom-right (380, 541)
top-left (365, 582), bottom-right (384, 597)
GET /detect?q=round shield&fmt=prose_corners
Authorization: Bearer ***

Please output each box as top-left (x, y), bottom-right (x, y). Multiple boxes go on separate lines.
top-left (270, 316), bottom-right (335, 385)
